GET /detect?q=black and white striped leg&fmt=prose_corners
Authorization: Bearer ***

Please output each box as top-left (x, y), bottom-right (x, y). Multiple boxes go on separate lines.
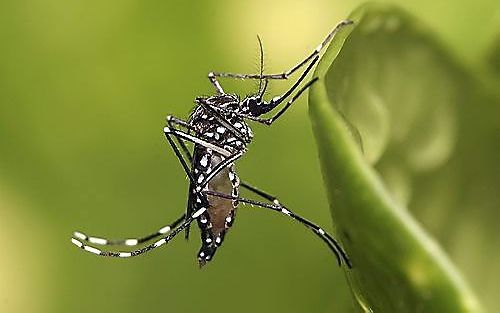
top-left (70, 208), bottom-right (207, 258)
top-left (70, 121), bottom-right (199, 253)
top-left (165, 116), bottom-right (198, 240)
top-left (240, 181), bottom-right (281, 205)
top-left (164, 126), bottom-right (231, 157)
top-left (211, 20), bottom-right (353, 81)
top-left (202, 190), bottom-right (351, 268)
top-left (208, 72), bottom-right (225, 94)
top-left (166, 115), bottom-right (199, 161)
top-left (73, 214), bottom-right (186, 247)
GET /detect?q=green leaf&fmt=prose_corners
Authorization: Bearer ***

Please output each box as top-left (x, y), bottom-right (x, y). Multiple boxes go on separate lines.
top-left (309, 3), bottom-right (482, 312)
top-left (487, 32), bottom-right (500, 76)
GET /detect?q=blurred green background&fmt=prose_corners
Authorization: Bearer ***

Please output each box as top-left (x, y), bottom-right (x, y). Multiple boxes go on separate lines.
top-left (0, 1), bottom-right (499, 312)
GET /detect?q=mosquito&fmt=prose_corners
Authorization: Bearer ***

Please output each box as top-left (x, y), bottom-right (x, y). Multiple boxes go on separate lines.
top-left (71, 20), bottom-right (353, 268)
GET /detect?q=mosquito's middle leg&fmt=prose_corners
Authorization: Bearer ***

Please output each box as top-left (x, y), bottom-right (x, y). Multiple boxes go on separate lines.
top-left (208, 72), bottom-right (225, 94)
top-left (166, 115), bottom-right (198, 161)
top-left (164, 126), bottom-right (231, 158)
top-left (240, 181), bottom-right (281, 205)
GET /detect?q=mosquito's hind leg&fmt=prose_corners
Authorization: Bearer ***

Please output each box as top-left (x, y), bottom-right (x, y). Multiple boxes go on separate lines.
top-left (240, 181), bottom-right (282, 204)
top-left (73, 214), bottom-right (185, 248)
top-left (71, 208), bottom-right (206, 258)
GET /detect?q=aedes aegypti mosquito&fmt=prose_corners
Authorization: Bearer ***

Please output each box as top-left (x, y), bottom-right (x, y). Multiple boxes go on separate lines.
top-left (71, 20), bottom-right (353, 268)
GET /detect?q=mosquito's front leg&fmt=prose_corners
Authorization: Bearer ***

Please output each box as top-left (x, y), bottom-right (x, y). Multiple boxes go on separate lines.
top-left (211, 20), bottom-right (353, 81)
top-left (207, 72), bottom-right (225, 94)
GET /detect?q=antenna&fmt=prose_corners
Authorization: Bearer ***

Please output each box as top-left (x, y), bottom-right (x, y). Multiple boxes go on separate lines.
top-left (256, 35), bottom-right (264, 96)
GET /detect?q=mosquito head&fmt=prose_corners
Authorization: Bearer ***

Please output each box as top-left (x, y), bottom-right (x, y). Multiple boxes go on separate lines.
top-left (241, 72), bottom-right (270, 117)
top-left (241, 94), bottom-right (273, 117)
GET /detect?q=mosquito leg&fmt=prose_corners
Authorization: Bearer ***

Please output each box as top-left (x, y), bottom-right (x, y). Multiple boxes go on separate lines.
top-left (164, 116), bottom-right (202, 239)
top-left (202, 190), bottom-right (351, 268)
top-left (71, 120), bottom-right (201, 250)
top-left (166, 115), bottom-right (198, 162)
top-left (166, 115), bottom-right (195, 131)
top-left (240, 181), bottom-right (281, 204)
top-left (73, 214), bottom-right (186, 247)
top-left (70, 208), bottom-right (207, 258)
top-left (267, 77), bottom-right (318, 124)
top-left (164, 127), bottom-right (231, 157)
top-left (208, 72), bottom-right (225, 94)
top-left (211, 20), bottom-right (353, 81)
top-left (71, 119), bottom-right (198, 250)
